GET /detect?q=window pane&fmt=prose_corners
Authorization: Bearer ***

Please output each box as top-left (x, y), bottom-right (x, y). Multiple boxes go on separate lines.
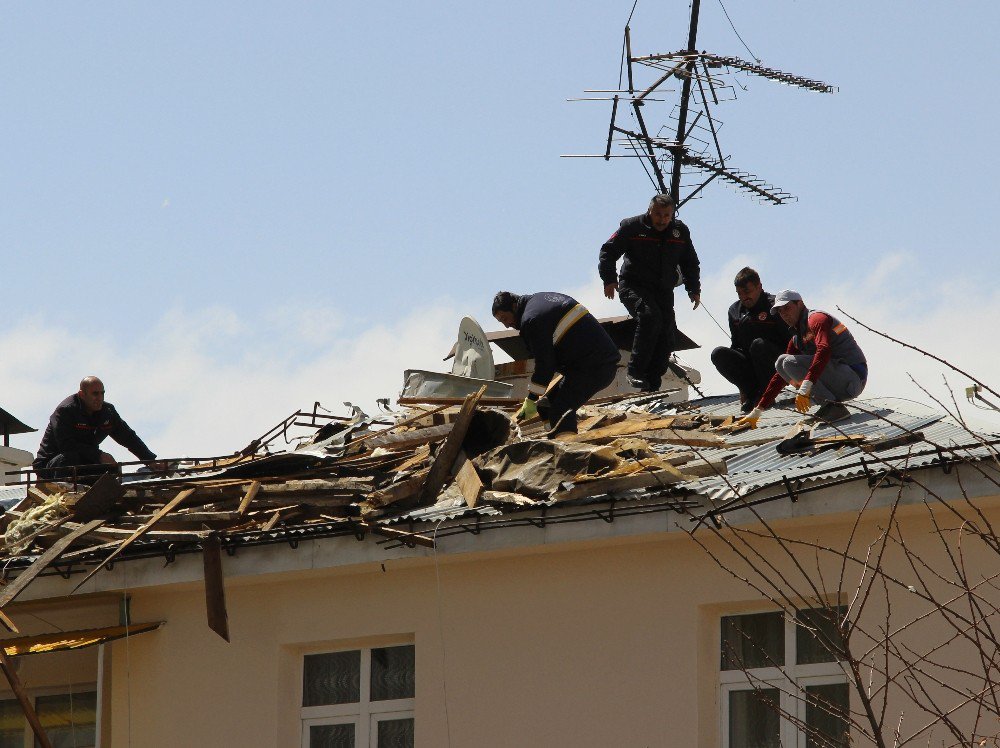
top-left (0, 699), bottom-right (23, 748)
top-left (309, 723), bottom-right (355, 748)
top-left (729, 688), bottom-right (780, 748)
top-left (34, 691), bottom-right (97, 748)
top-left (371, 646), bottom-right (415, 701)
top-left (796, 607), bottom-right (845, 665)
top-left (303, 651), bottom-right (361, 707)
top-left (721, 612), bottom-right (784, 670)
top-left (377, 717), bottom-right (414, 748)
top-left (806, 683), bottom-right (850, 748)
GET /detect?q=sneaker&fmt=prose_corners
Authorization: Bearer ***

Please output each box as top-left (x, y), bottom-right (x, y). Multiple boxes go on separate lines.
top-left (814, 402), bottom-right (851, 423)
top-left (626, 373), bottom-right (649, 390)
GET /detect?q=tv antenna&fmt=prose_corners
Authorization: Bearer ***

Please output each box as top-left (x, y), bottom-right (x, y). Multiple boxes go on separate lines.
top-left (563, 0), bottom-right (836, 207)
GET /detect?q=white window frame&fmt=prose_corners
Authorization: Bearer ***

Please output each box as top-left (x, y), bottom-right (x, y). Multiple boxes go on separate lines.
top-left (299, 645), bottom-right (414, 748)
top-left (719, 610), bottom-right (848, 748)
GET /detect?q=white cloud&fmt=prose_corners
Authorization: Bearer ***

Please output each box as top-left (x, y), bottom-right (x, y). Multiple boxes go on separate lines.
top-left (3, 259), bottom-right (998, 468)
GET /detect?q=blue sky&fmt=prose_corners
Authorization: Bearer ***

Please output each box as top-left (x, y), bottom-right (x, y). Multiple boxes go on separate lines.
top-left (2, 1), bottom-right (999, 459)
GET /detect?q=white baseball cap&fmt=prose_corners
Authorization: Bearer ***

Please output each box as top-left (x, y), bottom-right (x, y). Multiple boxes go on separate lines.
top-left (770, 289), bottom-right (803, 314)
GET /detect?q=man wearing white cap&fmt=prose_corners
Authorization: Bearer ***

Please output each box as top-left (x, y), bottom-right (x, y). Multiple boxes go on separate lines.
top-left (736, 290), bottom-right (868, 425)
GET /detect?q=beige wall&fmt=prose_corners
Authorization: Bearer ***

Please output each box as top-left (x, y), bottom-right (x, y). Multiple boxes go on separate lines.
top-left (7, 489), bottom-right (1000, 747)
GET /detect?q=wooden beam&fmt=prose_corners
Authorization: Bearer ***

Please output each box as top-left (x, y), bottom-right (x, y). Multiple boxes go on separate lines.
top-left (397, 395), bottom-right (518, 407)
top-left (72, 488), bottom-right (196, 593)
top-left (237, 481), bottom-right (261, 516)
top-left (0, 518), bottom-right (107, 622)
top-left (202, 536), bottom-right (230, 642)
top-left (417, 387), bottom-right (486, 504)
top-left (0, 648), bottom-right (52, 748)
top-left (553, 467), bottom-right (689, 501)
top-left (452, 451), bottom-right (483, 508)
top-left (69, 473), bottom-right (124, 522)
top-left (366, 423), bottom-right (453, 451)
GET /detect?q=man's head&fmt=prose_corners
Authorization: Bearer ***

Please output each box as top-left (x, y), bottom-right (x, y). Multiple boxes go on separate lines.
top-left (492, 291), bottom-right (520, 329)
top-left (647, 193), bottom-right (675, 231)
top-left (770, 290), bottom-right (805, 327)
top-left (78, 376), bottom-right (106, 414)
top-left (734, 267), bottom-right (763, 309)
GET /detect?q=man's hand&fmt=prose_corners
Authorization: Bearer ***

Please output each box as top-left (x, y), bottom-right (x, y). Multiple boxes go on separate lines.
top-left (145, 460), bottom-right (171, 473)
top-left (690, 292), bottom-right (701, 310)
top-left (98, 451), bottom-right (118, 466)
top-left (795, 380), bottom-right (813, 414)
top-left (735, 407), bottom-right (762, 429)
top-left (515, 397), bottom-right (538, 422)
top-left (604, 282), bottom-right (618, 300)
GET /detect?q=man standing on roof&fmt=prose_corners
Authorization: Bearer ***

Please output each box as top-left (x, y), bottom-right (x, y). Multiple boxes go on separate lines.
top-left (33, 376), bottom-right (164, 479)
top-left (711, 267), bottom-right (792, 413)
top-left (737, 291), bottom-right (868, 426)
top-left (599, 193), bottom-right (701, 392)
top-left (492, 291), bottom-right (621, 436)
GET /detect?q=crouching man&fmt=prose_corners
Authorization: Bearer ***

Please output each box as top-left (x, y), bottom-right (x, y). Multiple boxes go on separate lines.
top-left (492, 291), bottom-right (621, 436)
top-left (737, 290), bottom-right (868, 426)
top-left (33, 376), bottom-right (164, 480)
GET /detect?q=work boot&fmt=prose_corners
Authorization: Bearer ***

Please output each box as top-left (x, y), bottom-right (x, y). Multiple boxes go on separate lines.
top-left (641, 377), bottom-right (662, 393)
top-left (626, 373), bottom-right (649, 390)
top-left (740, 399), bottom-right (755, 414)
top-left (547, 410), bottom-right (579, 438)
top-left (814, 401), bottom-right (851, 423)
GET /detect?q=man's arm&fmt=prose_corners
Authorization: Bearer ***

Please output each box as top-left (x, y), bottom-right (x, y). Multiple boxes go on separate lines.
top-left (756, 338), bottom-right (800, 410)
top-left (521, 321), bottom-right (556, 400)
top-left (802, 313), bottom-right (835, 384)
top-left (728, 302), bottom-right (739, 349)
top-left (598, 225), bottom-right (628, 291)
top-left (678, 227), bottom-right (701, 300)
top-left (109, 409), bottom-right (157, 462)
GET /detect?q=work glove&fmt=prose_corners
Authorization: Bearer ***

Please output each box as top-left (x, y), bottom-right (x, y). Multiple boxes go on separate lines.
top-left (795, 380), bottom-right (813, 414)
top-left (515, 397), bottom-right (538, 422)
top-left (735, 407), bottom-right (762, 429)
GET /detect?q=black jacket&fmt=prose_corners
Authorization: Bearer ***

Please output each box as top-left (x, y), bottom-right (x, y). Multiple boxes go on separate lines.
top-left (598, 213), bottom-right (701, 295)
top-left (34, 394), bottom-right (156, 469)
top-left (727, 291), bottom-right (792, 354)
top-left (515, 292), bottom-right (621, 397)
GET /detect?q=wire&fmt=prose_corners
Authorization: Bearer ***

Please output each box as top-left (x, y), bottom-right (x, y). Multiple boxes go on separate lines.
top-left (716, 0), bottom-right (758, 62)
top-left (432, 521), bottom-right (452, 747)
top-left (701, 302), bottom-right (730, 338)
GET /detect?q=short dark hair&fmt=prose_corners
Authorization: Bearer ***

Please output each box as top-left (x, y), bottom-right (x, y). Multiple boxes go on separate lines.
top-left (649, 193), bottom-right (675, 209)
top-left (492, 291), bottom-right (519, 315)
top-left (734, 267), bottom-right (760, 288)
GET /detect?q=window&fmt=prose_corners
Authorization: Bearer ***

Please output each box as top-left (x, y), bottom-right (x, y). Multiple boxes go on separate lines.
top-left (720, 608), bottom-right (849, 748)
top-left (301, 644), bottom-right (414, 748)
top-left (0, 690), bottom-right (97, 748)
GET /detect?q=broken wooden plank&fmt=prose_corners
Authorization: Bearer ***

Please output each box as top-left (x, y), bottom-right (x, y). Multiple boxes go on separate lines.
top-left (557, 417), bottom-right (678, 443)
top-left (0, 648), bottom-right (53, 748)
top-left (364, 469), bottom-right (430, 511)
top-left (0, 518), bottom-right (106, 617)
top-left (261, 510), bottom-right (283, 531)
top-left (237, 481), bottom-right (261, 516)
top-left (202, 536), bottom-right (230, 642)
top-left (69, 473), bottom-right (124, 522)
top-left (366, 423), bottom-right (453, 451)
top-left (452, 451), bottom-right (483, 508)
top-left (360, 522), bottom-right (435, 549)
top-left (419, 386), bottom-right (486, 503)
top-left (397, 396), bottom-right (518, 407)
top-left (72, 488), bottom-right (197, 592)
top-left (861, 431), bottom-right (924, 453)
top-left (553, 467), bottom-right (690, 502)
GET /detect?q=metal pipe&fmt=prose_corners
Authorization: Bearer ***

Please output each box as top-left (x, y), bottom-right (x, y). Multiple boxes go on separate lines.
top-left (671, 0), bottom-right (701, 201)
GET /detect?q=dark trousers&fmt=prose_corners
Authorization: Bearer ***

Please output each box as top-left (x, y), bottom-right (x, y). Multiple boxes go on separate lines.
top-left (619, 285), bottom-right (675, 385)
top-left (542, 359), bottom-right (619, 431)
top-left (33, 453), bottom-right (119, 483)
top-left (710, 338), bottom-right (784, 404)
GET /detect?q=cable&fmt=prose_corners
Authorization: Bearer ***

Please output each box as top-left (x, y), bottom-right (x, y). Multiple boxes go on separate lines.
top-left (432, 521), bottom-right (452, 747)
top-left (701, 302), bottom-right (730, 338)
top-left (716, 0), bottom-right (758, 62)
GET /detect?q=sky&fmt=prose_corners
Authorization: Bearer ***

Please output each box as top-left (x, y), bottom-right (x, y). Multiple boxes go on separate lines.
top-left (2, 1), bottom-right (999, 461)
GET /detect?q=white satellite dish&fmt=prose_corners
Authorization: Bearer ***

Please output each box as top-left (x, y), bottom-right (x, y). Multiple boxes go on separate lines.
top-left (451, 316), bottom-right (495, 380)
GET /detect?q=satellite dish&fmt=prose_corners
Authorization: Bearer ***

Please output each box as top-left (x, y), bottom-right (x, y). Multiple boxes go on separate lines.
top-left (451, 316), bottom-right (495, 380)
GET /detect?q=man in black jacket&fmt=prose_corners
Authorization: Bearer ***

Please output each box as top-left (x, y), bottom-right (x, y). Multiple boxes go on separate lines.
top-left (710, 267), bottom-right (792, 412)
top-left (492, 291), bottom-right (621, 436)
top-left (33, 376), bottom-right (162, 479)
top-left (599, 193), bottom-right (701, 391)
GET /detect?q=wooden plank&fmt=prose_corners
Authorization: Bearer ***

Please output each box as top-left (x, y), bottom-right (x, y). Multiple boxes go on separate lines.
top-left (69, 473), bottom-right (124, 522)
top-left (419, 386), bottom-right (486, 503)
top-left (72, 488), bottom-right (196, 593)
top-left (0, 648), bottom-right (52, 748)
top-left (557, 417), bottom-right (678, 443)
top-left (261, 509), bottom-right (283, 531)
top-left (364, 469), bottom-right (430, 511)
top-left (366, 423), bottom-right (453, 451)
top-left (0, 518), bottom-right (106, 616)
top-left (345, 403), bottom-right (452, 447)
top-left (553, 468), bottom-right (689, 502)
top-left (202, 536), bottom-right (230, 642)
top-left (360, 523), bottom-right (436, 549)
top-left (237, 481), bottom-right (261, 516)
top-left (577, 414), bottom-right (607, 433)
top-left (397, 396), bottom-right (518, 407)
top-left (452, 451), bottom-right (483, 508)
top-left (861, 431), bottom-right (924, 453)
